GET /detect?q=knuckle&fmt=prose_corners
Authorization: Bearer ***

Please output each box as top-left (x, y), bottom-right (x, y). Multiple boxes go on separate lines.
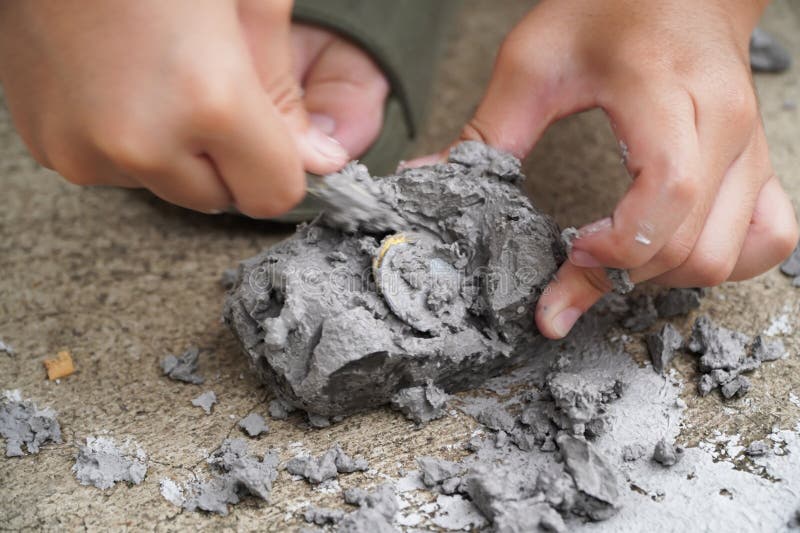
top-left (723, 84), bottom-right (758, 127)
top-left (237, 176), bottom-right (305, 219)
top-left (496, 34), bottom-right (540, 78)
top-left (49, 148), bottom-right (96, 186)
top-left (93, 125), bottom-right (162, 174)
top-left (688, 252), bottom-right (735, 287)
top-left (657, 238), bottom-right (694, 271)
top-left (767, 215), bottom-right (799, 263)
top-left (182, 70), bottom-right (240, 132)
top-left (663, 168), bottom-right (698, 205)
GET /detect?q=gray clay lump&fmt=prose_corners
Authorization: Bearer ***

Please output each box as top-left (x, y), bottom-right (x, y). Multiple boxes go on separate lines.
top-left (223, 142), bottom-right (565, 416)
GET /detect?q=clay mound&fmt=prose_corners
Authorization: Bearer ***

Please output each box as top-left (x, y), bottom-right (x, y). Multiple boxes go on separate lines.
top-left (223, 142), bottom-right (564, 416)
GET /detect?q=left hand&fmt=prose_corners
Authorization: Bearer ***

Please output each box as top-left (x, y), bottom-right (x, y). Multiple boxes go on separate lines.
top-left (409, 0), bottom-right (798, 339)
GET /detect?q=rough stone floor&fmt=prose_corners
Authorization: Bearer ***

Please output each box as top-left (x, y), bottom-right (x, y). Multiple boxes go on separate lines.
top-left (1, 0), bottom-right (799, 530)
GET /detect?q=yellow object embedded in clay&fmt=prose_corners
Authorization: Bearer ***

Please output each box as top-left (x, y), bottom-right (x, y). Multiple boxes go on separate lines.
top-left (44, 350), bottom-right (75, 380)
top-left (373, 233), bottom-right (409, 270)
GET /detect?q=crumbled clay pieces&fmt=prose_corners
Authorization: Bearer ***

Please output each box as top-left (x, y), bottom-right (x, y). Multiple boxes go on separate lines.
top-left (73, 436), bottom-right (147, 490)
top-left (237, 413), bottom-right (269, 437)
top-left (0, 390), bottom-right (62, 457)
top-left (780, 241), bottom-right (800, 286)
top-left (562, 227), bottom-right (633, 295)
top-left (191, 391), bottom-right (217, 415)
top-left (750, 27), bottom-right (792, 73)
top-left (43, 350), bottom-right (75, 380)
top-left (161, 346), bottom-right (204, 385)
top-left (688, 315), bottom-right (785, 398)
top-left (170, 439), bottom-right (279, 516)
top-left (645, 323), bottom-right (683, 375)
top-left (286, 443), bottom-right (368, 484)
top-left (390, 380), bottom-right (450, 424)
top-left (224, 142), bottom-right (564, 417)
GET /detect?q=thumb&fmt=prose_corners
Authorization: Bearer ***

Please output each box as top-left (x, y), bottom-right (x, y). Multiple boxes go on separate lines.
top-left (302, 37), bottom-right (390, 159)
top-left (238, 0), bottom-right (348, 175)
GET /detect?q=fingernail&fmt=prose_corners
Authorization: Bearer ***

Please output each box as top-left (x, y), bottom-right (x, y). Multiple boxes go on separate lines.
top-left (307, 125), bottom-right (348, 163)
top-left (309, 113), bottom-right (336, 136)
top-left (569, 249), bottom-right (603, 268)
top-left (398, 153), bottom-right (444, 171)
top-left (578, 217), bottom-right (613, 237)
top-left (551, 306), bottom-right (582, 338)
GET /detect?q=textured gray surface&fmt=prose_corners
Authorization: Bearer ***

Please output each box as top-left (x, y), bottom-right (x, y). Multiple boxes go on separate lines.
top-left (224, 142), bottom-right (562, 417)
top-left (1, 1), bottom-right (800, 530)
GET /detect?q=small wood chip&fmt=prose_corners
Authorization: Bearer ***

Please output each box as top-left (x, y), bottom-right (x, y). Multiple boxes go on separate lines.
top-left (44, 350), bottom-right (75, 380)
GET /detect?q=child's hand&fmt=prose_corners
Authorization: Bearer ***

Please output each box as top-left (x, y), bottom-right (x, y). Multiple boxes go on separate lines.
top-left (428, 0), bottom-right (798, 338)
top-left (0, 1), bottom-right (388, 217)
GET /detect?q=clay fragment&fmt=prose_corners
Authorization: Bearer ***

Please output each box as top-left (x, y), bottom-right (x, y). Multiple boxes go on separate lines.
top-left (390, 380), bottom-right (450, 424)
top-left (339, 484), bottom-right (398, 533)
top-left (556, 434), bottom-right (620, 520)
top-left (238, 413), bottom-right (269, 437)
top-left (268, 398), bottom-right (295, 420)
top-left (191, 391), bottom-right (217, 414)
top-left (750, 27), bottom-right (792, 73)
top-left (417, 456), bottom-right (463, 494)
top-left (645, 323), bottom-right (683, 375)
top-left (73, 436), bottom-right (147, 489)
top-left (304, 506), bottom-right (345, 525)
top-left (0, 390), bottom-right (62, 457)
top-left (286, 444), bottom-right (368, 484)
top-left (43, 350), bottom-right (75, 380)
top-left (161, 346), bottom-right (204, 384)
top-left (179, 439), bottom-right (279, 516)
top-left (746, 440), bottom-right (769, 457)
top-left (652, 438), bottom-right (684, 467)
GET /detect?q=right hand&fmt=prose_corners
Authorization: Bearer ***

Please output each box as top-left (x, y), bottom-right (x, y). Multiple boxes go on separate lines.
top-left (0, 0), bottom-right (387, 217)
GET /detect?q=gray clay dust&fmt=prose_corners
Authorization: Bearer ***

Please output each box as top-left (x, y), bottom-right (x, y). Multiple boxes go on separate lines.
top-left (224, 142), bottom-right (565, 417)
top-left (0, 390), bottom-right (61, 457)
top-left (382, 295), bottom-right (800, 531)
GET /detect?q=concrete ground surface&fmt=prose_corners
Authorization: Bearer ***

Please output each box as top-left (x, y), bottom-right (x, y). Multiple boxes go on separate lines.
top-left (1, 1), bottom-right (799, 530)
